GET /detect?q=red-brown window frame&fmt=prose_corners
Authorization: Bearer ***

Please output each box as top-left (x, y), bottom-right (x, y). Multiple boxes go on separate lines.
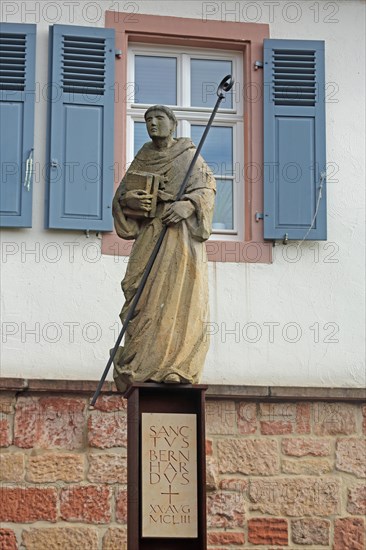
top-left (102, 11), bottom-right (271, 263)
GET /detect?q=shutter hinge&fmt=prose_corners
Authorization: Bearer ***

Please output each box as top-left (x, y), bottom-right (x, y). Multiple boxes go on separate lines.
top-left (255, 212), bottom-right (264, 222)
top-left (254, 61), bottom-right (263, 70)
top-left (115, 49), bottom-right (122, 59)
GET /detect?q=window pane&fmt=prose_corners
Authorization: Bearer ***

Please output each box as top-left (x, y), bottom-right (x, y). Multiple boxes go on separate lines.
top-left (134, 121), bottom-right (177, 155)
top-left (135, 56), bottom-right (177, 105)
top-left (191, 59), bottom-right (233, 108)
top-left (213, 179), bottom-right (233, 230)
top-left (134, 121), bottom-right (150, 154)
top-left (191, 125), bottom-right (233, 175)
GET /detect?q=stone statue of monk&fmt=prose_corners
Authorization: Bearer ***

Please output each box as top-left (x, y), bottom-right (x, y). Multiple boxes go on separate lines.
top-left (112, 105), bottom-right (216, 392)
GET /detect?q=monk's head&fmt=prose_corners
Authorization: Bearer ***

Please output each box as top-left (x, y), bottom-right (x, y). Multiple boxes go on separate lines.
top-left (144, 105), bottom-right (177, 140)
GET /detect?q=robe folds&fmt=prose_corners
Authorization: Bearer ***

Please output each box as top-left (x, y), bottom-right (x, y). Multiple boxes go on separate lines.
top-left (112, 138), bottom-right (216, 392)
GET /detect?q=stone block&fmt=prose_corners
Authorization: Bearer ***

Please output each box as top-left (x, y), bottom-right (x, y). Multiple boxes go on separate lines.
top-left (207, 492), bottom-right (245, 528)
top-left (282, 437), bottom-right (331, 456)
top-left (26, 453), bottom-right (84, 482)
top-left (218, 439), bottom-right (279, 475)
top-left (259, 403), bottom-right (310, 435)
top-left (237, 402), bottom-right (257, 434)
top-left (22, 527), bottom-right (99, 549)
top-left (291, 518), bottom-right (330, 545)
top-left (336, 438), bottom-right (366, 478)
top-left (206, 456), bottom-right (219, 491)
top-left (334, 518), bottom-right (365, 550)
top-left (0, 418), bottom-right (12, 447)
top-left (0, 452), bottom-right (24, 481)
top-left (115, 488), bottom-right (127, 523)
top-left (93, 395), bottom-right (126, 412)
top-left (0, 487), bottom-right (57, 522)
top-left (60, 485), bottom-right (111, 523)
top-left (88, 413), bottom-right (127, 448)
top-left (102, 528), bottom-right (127, 550)
top-left (206, 401), bottom-right (237, 435)
top-left (347, 484), bottom-right (366, 515)
top-left (313, 402), bottom-right (357, 435)
top-left (249, 477), bottom-right (340, 516)
top-left (88, 453), bottom-right (127, 484)
top-left (248, 518), bottom-right (288, 545)
top-left (282, 458), bottom-right (332, 475)
top-left (207, 531), bottom-right (245, 545)
top-left (219, 478), bottom-right (248, 494)
top-left (206, 439), bottom-right (213, 456)
top-left (0, 394), bottom-right (15, 414)
top-left (14, 396), bottom-right (86, 450)
top-left (362, 405), bottom-right (366, 434)
top-left (0, 528), bottom-right (17, 550)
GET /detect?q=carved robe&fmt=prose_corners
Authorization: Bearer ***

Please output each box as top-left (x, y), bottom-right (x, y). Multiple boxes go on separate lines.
top-left (112, 138), bottom-right (215, 392)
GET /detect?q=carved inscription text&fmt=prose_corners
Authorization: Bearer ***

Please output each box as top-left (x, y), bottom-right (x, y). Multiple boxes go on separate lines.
top-left (141, 413), bottom-right (198, 538)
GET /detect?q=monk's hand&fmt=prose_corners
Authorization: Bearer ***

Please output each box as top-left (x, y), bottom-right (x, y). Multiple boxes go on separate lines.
top-left (162, 200), bottom-right (195, 225)
top-left (124, 190), bottom-right (153, 212)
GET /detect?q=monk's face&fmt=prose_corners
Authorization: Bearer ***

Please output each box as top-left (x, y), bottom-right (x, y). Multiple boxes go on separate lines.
top-left (145, 110), bottom-right (174, 140)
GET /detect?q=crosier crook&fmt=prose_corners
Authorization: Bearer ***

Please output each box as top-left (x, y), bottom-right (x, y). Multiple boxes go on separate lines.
top-left (90, 75), bottom-right (234, 407)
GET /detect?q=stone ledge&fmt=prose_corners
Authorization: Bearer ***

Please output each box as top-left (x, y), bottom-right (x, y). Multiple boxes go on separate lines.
top-left (0, 378), bottom-right (365, 402)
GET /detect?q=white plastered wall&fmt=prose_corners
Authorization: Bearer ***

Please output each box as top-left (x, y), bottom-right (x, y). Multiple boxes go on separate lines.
top-left (1, 1), bottom-right (365, 387)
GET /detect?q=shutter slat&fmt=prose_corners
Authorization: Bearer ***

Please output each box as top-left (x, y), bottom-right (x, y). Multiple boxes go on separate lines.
top-left (274, 83), bottom-right (315, 88)
top-left (63, 59), bottom-right (104, 66)
top-left (64, 36), bottom-right (105, 44)
top-left (63, 67), bottom-right (105, 75)
top-left (0, 58), bottom-right (25, 64)
top-left (275, 69), bottom-right (315, 75)
top-left (274, 62), bottom-right (315, 68)
top-left (64, 54), bottom-right (105, 63)
top-left (64, 44), bottom-right (104, 57)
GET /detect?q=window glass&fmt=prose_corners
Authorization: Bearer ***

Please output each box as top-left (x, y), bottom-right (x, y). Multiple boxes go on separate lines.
top-left (191, 125), bottom-right (233, 175)
top-left (134, 121), bottom-right (150, 154)
top-left (191, 59), bottom-right (233, 108)
top-left (135, 55), bottom-right (177, 105)
top-left (134, 121), bottom-right (177, 155)
top-left (191, 125), bottom-right (234, 230)
top-left (213, 179), bottom-right (233, 230)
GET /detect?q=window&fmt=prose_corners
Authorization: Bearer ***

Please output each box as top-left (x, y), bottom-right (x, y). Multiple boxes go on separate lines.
top-left (127, 45), bottom-right (244, 240)
top-left (102, 11), bottom-right (272, 263)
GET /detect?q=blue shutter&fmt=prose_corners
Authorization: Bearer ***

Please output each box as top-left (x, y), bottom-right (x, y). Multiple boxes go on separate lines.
top-left (46, 25), bottom-right (115, 230)
top-left (0, 23), bottom-right (36, 228)
top-left (263, 39), bottom-right (326, 241)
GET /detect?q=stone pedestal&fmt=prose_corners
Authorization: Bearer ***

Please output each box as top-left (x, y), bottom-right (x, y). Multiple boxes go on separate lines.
top-left (124, 383), bottom-right (207, 550)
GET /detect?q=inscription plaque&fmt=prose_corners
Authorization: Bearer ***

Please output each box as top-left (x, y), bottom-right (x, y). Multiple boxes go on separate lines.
top-left (141, 412), bottom-right (198, 538)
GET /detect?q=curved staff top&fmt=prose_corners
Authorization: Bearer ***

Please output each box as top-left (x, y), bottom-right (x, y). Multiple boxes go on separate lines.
top-left (90, 75), bottom-right (235, 407)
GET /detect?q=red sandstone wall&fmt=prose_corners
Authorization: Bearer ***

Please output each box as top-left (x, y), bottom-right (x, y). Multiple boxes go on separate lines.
top-left (0, 391), bottom-right (365, 549)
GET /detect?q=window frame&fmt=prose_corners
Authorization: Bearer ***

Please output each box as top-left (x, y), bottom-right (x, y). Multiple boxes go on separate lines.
top-left (102, 11), bottom-right (271, 263)
top-left (127, 43), bottom-right (244, 240)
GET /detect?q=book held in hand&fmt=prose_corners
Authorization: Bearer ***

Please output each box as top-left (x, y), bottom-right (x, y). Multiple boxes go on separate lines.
top-left (123, 171), bottom-right (160, 219)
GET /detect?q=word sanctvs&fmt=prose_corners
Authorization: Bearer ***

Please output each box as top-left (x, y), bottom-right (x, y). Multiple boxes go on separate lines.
top-left (149, 425), bottom-right (190, 485)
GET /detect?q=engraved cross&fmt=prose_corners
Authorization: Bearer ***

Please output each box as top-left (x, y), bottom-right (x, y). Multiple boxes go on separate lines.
top-left (161, 484), bottom-right (179, 504)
